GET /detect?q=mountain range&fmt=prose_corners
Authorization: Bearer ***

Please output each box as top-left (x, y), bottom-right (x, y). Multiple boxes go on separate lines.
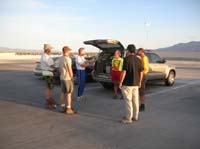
top-left (0, 41), bottom-right (200, 52)
top-left (155, 41), bottom-right (200, 52)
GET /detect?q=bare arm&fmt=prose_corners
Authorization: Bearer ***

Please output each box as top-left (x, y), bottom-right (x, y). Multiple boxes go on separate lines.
top-left (119, 70), bottom-right (126, 89)
top-left (66, 61), bottom-right (74, 80)
top-left (139, 71), bottom-right (144, 88)
top-left (77, 57), bottom-right (88, 68)
top-left (80, 62), bottom-right (88, 68)
top-left (50, 65), bottom-right (55, 69)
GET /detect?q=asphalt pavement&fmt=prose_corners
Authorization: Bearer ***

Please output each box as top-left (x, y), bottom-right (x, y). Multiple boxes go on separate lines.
top-left (0, 59), bottom-right (200, 149)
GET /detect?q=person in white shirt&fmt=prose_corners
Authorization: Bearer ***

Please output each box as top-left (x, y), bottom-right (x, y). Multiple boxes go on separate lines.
top-left (40, 44), bottom-right (57, 109)
top-left (75, 48), bottom-right (90, 101)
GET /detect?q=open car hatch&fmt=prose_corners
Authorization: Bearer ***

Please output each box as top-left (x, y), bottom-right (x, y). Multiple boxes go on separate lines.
top-left (84, 39), bottom-right (124, 51)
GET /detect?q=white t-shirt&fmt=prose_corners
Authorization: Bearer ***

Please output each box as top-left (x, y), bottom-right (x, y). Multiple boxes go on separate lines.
top-left (75, 55), bottom-right (86, 70)
top-left (59, 56), bottom-right (72, 81)
top-left (40, 53), bottom-right (54, 76)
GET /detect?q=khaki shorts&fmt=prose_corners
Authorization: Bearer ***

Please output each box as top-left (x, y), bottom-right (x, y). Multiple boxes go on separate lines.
top-left (61, 80), bottom-right (74, 94)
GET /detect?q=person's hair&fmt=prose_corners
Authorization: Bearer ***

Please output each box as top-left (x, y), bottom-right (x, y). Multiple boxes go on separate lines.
top-left (62, 46), bottom-right (70, 54)
top-left (78, 47), bottom-right (85, 54)
top-left (115, 50), bottom-right (121, 56)
top-left (127, 44), bottom-right (136, 53)
top-left (138, 48), bottom-right (145, 53)
top-left (44, 49), bottom-right (50, 54)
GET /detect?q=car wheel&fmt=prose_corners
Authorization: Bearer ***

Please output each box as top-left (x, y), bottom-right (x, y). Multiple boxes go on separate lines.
top-left (101, 83), bottom-right (113, 89)
top-left (165, 71), bottom-right (175, 86)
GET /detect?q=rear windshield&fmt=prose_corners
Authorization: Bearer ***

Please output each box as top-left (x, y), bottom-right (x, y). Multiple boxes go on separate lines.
top-left (98, 52), bottom-right (114, 61)
top-left (98, 43), bottom-right (122, 49)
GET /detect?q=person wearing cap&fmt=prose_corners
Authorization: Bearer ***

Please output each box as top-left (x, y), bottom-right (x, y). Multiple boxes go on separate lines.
top-left (75, 48), bottom-right (89, 102)
top-left (119, 44), bottom-right (144, 124)
top-left (137, 48), bottom-right (149, 111)
top-left (40, 44), bottom-right (57, 109)
top-left (59, 46), bottom-right (77, 114)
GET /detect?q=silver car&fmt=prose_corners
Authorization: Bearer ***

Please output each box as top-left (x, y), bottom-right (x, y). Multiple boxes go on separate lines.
top-left (84, 39), bottom-right (176, 89)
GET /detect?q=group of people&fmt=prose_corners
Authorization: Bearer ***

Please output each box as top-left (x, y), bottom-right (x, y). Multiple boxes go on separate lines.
top-left (40, 43), bottom-right (149, 124)
top-left (111, 44), bottom-right (149, 124)
top-left (40, 44), bottom-right (91, 114)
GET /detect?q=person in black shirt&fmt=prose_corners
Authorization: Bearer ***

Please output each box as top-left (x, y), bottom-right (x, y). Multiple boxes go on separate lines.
top-left (119, 44), bottom-right (144, 124)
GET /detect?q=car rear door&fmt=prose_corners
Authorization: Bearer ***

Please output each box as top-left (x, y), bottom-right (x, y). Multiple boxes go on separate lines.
top-left (84, 39), bottom-right (125, 52)
top-left (84, 39), bottom-right (125, 75)
top-left (146, 53), bottom-right (166, 80)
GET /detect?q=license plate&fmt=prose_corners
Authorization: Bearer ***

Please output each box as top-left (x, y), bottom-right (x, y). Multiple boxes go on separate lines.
top-left (106, 66), bottom-right (111, 73)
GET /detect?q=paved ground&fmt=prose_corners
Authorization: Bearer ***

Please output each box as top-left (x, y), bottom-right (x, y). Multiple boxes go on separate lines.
top-left (0, 59), bottom-right (200, 149)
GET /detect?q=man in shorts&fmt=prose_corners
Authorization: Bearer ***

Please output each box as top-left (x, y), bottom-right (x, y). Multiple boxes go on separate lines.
top-left (40, 44), bottom-right (57, 109)
top-left (59, 46), bottom-right (76, 114)
top-left (137, 48), bottom-right (149, 111)
top-left (111, 50), bottom-right (124, 99)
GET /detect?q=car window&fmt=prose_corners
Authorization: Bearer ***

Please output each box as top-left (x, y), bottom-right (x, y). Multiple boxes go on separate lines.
top-left (145, 53), bottom-right (151, 62)
top-left (146, 53), bottom-right (162, 63)
top-left (98, 52), bottom-right (113, 61)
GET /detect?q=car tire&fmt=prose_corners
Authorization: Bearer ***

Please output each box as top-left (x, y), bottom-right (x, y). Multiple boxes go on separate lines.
top-left (165, 71), bottom-right (175, 86)
top-left (101, 83), bottom-right (113, 89)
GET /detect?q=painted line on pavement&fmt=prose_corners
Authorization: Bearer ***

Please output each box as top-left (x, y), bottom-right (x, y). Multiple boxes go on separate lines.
top-left (146, 81), bottom-right (200, 97)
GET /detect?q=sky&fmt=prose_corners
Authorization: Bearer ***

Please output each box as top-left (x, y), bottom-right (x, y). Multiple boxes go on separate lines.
top-left (0, 0), bottom-right (200, 52)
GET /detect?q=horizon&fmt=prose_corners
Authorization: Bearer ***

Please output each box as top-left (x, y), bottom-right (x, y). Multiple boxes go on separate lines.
top-left (1, 40), bottom-right (200, 52)
top-left (0, 0), bottom-right (200, 52)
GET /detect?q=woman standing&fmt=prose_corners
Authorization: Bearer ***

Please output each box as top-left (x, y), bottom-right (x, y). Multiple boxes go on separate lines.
top-left (75, 48), bottom-right (89, 102)
top-left (111, 50), bottom-right (124, 99)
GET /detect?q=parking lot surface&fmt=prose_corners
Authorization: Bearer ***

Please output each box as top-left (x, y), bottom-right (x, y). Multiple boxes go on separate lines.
top-left (0, 59), bottom-right (200, 149)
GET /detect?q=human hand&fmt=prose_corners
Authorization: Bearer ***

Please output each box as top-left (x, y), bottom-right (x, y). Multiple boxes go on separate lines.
top-left (139, 82), bottom-right (142, 88)
top-left (119, 83), bottom-right (123, 90)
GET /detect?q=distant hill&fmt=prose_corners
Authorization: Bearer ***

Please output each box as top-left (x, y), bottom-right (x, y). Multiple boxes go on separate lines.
top-left (1, 41), bottom-right (200, 53)
top-left (0, 47), bottom-right (40, 53)
top-left (156, 41), bottom-right (200, 52)
top-left (0, 47), bottom-right (62, 55)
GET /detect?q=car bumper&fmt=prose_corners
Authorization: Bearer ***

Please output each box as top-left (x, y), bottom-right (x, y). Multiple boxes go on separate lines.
top-left (33, 69), bottom-right (42, 76)
top-left (92, 73), bottom-right (112, 83)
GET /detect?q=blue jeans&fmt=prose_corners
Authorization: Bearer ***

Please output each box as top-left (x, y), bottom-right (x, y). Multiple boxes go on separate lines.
top-left (76, 70), bottom-right (86, 97)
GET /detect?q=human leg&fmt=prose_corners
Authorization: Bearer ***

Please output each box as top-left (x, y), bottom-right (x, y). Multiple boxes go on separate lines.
top-left (121, 86), bottom-right (133, 122)
top-left (132, 86), bottom-right (139, 120)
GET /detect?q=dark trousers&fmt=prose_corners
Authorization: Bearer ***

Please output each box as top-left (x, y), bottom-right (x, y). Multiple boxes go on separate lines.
top-left (76, 70), bottom-right (86, 97)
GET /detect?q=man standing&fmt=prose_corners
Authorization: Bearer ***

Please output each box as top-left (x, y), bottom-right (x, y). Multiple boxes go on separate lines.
top-left (119, 44), bottom-right (143, 124)
top-left (111, 50), bottom-right (123, 99)
top-left (137, 48), bottom-right (149, 111)
top-left (59, 46), bottom-right (76, 114)
top-left (40, 44), bottom-right (57, 109)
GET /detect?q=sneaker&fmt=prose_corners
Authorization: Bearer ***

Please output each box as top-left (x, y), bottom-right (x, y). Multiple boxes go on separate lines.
top-left (139, 104), bottom-right (145, 112)
top-left (66, 108), bottom-right (77, 115)
top-left (77, 97), bottom-right (81, 102)
top-left (132, 117), bottom-right (138, 121)
top-left (113, 94), bottom-right (118, 99)
top-left (120, 117), bottom-right (132, 124)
